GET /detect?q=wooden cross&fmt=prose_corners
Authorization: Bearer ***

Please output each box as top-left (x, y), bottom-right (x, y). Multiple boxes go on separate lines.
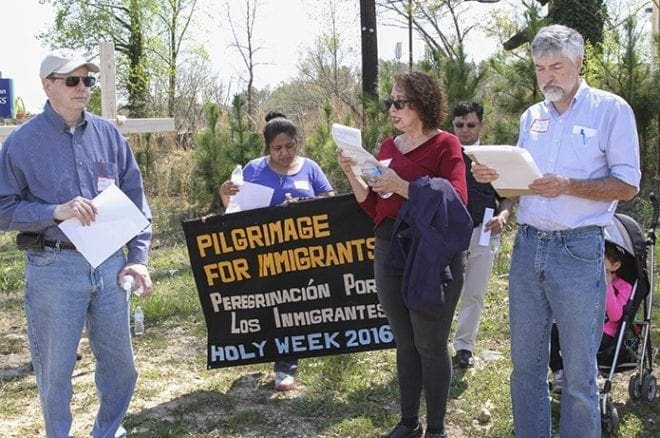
top-left (0, 42), bottom-right (174, 141)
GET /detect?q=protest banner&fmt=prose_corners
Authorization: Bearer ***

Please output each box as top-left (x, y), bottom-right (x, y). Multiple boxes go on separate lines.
top-left (182, 194), bottom-right (394, 369)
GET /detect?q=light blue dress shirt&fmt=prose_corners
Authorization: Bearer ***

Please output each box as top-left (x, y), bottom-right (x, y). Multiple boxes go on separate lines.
top-left (516, 80), bottom-right (641, 231)
top-left (0, 101), bottom-right (152, 265)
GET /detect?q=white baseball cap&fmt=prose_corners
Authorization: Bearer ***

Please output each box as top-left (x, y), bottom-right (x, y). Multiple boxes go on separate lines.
top-left (40, 49), bottom-right (100, 79)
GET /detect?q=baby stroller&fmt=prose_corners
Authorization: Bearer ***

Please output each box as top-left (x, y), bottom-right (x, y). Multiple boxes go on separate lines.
top-left (599, 193), bottom-right (658, 434)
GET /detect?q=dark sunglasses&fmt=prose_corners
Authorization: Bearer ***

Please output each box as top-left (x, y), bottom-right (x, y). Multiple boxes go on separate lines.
top-left (384, 98), bottom-right (410, 111)
top-left (453, 122), bottom-right (478, 129)
top-left (50, 76), bottom-right (97, 88)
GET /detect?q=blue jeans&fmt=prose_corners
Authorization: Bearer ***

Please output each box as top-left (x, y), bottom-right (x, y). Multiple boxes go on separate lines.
top-left (274, 359), bottom-right (298, 375)
top-left (509, 225), bottom-right (605, 438)
top-left (24, 247), bottom-right (137, 438)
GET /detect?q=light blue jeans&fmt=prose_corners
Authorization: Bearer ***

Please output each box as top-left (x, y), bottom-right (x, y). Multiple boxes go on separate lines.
top-left (24, 247), bottom-right (136, 438)
top-left (509, 224), bottom-right (604, 438)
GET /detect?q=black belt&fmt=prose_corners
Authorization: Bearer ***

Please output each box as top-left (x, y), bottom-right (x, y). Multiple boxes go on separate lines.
top-left (43, 239), bottom-right (77, 250)
top-left (17, 232), bottom-right (76, 251)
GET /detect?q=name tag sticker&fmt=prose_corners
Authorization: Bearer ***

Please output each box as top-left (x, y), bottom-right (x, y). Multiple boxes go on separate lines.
top-left (531, 119), bottom-right (549, 133)
top-left (294, 180), bottom-right (311, 191)
top-left (97, 177), bottom-right (115, 192)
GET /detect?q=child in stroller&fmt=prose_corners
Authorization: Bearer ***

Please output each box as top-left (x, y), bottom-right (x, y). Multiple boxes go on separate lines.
top-left (549, 241), bottom-right (635, 391)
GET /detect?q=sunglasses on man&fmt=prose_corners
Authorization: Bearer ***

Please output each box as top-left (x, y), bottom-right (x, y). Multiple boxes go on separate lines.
top-left (49, 76), bottom-right (97, 88)
top-left (453, 122), bottom-right (478, 129)
top-left (384, 98), bottom-right (410, 111)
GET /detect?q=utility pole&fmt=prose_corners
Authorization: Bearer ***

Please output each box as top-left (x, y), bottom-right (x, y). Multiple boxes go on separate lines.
top-left (360, 0), bottom-right (378, 99)
top-left (652, 3), bottom-right (659, 67)
top-left (408, 0), bottom-right (413, 71)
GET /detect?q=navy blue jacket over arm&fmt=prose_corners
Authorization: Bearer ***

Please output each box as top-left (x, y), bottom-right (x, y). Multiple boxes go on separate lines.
top-left (385, 177), bottom-right (473, 317)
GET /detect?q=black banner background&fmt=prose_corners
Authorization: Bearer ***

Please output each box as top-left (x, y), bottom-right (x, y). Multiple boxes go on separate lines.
top-left (182, 194), bottom-right (395, 369)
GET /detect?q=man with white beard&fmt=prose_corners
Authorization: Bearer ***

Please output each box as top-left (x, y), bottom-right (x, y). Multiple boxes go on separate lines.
top-left (472, 25), bottom-right (640, 437)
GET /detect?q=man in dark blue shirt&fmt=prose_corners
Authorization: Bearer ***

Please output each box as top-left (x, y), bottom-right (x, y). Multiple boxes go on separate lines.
top-left (0, 49), bottom-right (153, 438)
top-left (451, 101), bottom-right (514, 368)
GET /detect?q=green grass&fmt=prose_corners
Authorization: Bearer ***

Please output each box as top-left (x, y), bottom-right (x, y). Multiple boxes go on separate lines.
top-left (0, 231), bottom-right (24, 292)
top-left (1, 196), bottom-right (659, 437)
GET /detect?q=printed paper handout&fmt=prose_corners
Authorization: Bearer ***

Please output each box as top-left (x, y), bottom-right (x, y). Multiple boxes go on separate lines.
top-left (463, 145), bottom-right (543, 197)
top-left (58, 183), bottom-right (150, 268)
top-left (224, 181), bottom-right (275, 214)
top-left (331, 123), bottom-right (386, 178)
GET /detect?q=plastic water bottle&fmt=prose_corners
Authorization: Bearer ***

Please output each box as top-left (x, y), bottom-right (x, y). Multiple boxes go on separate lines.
top-left (121, 275), bottom-right (144, 297)
top-left (121, 275), bottom-right (134, 293)
top-left (489, 233), bottom-right (501, 253)
top-left (363, 167), bottom-right (393, 199)
top-left (231, 164), bottom-right (244, 185)
top-left (226, 165), bottom-right (244, 214)
top-left (134, 306), bottom-right (144, 336)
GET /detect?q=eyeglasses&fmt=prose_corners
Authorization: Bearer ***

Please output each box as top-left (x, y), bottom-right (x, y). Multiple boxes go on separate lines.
top-left (453, 122), bottom-right (479, 129)
top-left (384, 98), bottom-right (410, 111)
top-left (49, 76), bottom-right (97, 88)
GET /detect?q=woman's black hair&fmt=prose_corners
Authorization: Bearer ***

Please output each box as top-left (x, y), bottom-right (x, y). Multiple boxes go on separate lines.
top-left (605, 241), bottom-right (636, 285)
top-left (263, 111), bottom-right (298, 154)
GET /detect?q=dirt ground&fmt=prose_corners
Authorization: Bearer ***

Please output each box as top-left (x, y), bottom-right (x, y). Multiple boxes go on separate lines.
top-left (2, 291), bottom-right (659, 437)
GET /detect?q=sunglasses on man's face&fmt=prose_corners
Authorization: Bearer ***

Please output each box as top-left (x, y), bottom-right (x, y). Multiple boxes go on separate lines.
top-left (384, 98), bottom-right (410, 111)
top-left (50, 76), bottom-right (97, 88)
top-left (453, 122), bottom-right (478, 129)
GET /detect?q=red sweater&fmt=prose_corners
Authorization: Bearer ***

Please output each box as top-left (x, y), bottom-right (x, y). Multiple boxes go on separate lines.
top-left (360, 132), bottom-right (468, 227)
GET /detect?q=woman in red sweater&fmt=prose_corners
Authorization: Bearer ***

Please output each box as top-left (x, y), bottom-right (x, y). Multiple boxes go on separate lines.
top-left (337, 71), bottom-right (467, 438)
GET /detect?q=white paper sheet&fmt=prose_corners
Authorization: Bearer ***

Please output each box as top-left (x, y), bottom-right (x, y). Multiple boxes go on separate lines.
top-left (224, 181), bottom-right (275, 213)
top-left (479, 208), bottom-right (494, 247)
top-left (331, 123), bottom-right (382, 177)
top-left (58, 183), bottom-right (150, 268)
top-left (463, 145), bottom-right (543, 195)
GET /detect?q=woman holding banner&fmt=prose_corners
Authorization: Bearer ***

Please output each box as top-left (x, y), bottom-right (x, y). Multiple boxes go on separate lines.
top-left (337, 71), bottom-right (470, 438)
top-left (219, 111), bottom-right (334, 391)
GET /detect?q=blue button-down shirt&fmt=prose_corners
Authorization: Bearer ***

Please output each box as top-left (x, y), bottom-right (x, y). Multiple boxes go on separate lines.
top-left (516, 80), bottom-right (641, 231)
top-left (0, 101), bottom-right (152, 265)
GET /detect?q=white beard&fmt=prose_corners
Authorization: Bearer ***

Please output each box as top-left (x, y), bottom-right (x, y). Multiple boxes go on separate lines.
top-left (542, 85), bottom-right (565, 102)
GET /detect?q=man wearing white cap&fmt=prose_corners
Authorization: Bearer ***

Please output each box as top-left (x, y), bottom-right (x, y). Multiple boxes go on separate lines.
top-left (0, 49), bottom-right (153, 437)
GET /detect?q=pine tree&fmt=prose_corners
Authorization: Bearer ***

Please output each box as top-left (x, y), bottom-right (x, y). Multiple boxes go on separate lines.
top-left (192, 103), bottom-right (227, 211)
